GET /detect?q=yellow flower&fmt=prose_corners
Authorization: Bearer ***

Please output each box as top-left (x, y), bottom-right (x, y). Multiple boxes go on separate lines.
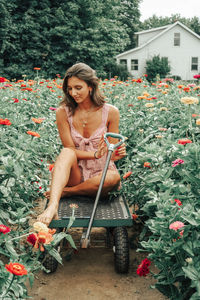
top-left (181, 97), bottom-right (199, 105)
top-left (196, 119), bottom-right (200, 125)
top-left (160, 107), bottom-right (168, 111)
top-left (33, 221), bottom-right (49, 233)
top-left (145, 103), bottom-right (154, 108)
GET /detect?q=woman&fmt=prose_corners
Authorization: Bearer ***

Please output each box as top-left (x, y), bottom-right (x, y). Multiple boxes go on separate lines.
top-left (37, 63), bottom-right (126, 226)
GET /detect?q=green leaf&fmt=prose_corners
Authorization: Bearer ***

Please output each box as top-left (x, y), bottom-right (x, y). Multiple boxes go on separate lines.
top-left (182, 266), bottom-right (200, 281)
top-left (48, 248), bottom-right (63, 265)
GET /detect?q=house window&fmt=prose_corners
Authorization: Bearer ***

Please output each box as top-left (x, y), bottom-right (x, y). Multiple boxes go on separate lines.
top-left (174, 33), bottom-right (180, 46)
top-left (131, 59), bottom-right (138, 70)
top-left (191, 57), bottom-right (198, 71)
top-left (120, 59), bottom-right (127, 69)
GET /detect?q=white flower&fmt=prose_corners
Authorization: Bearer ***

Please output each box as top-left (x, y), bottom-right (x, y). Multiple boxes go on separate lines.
top-left (181, 97), bottom-right (199, 105)
top-left (185, 258), bottom-right (193, 264)
top-left (33, 221), bottom-right (49, 233)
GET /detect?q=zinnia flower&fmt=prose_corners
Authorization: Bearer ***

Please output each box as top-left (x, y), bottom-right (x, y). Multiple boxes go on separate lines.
top-left (48, 163), bottom-right (54, 171)
top-left (123, 171), bottom-right (132, 179)
top-left (33, 221), bottom-right (49, 233)
top-left (178, 139), bottom-right (192, 145)
top-left (0, 118), bottom-right (11, 125)
top-left (0, 224), bottom-right (11, 234)
top-left (5, 262), bottom-right (28, 276)
top-left (145, 103), bottom-right (154, 108)
top-left (27, 233), bottom-right (37, 246)
top-left (169, 221), bottom-right (185, 231)
top-left (181, 97), bottom-right (199, 105)
top-left (34, 67), bottom-right (41, 70)
top-left (172, 159), bottom-right (184, 167)
top-left (193, 74), bottom-right (200, 79)
top-left (144, 162), bottom-right (151, 168)
top-left (69, 203), bottom-right (79, 209)
top-left (0, 77), bottom-right (7, 82)
top-left (174, 199), bottom-right (182, 206)
top-left (136, 258), bottom-right (151, 277)
top-left (160, 107), bottom-right (168, 111)
top-left (196, 119), bottom-right (200, 125)
top-left (34, 231), bottom-right (54, 252)
top-left (49, 107), bottom-right (57, 111)
top-left (27, 131), bottom-right (40, 138)
top-left (31, 117), bottom-right (44, 124)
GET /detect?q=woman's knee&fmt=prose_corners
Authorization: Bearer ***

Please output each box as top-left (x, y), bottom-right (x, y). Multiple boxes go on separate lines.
top-left (105, 172), bottom-right (121, 189)
top-left (57, 147), bottom-right (77, 165)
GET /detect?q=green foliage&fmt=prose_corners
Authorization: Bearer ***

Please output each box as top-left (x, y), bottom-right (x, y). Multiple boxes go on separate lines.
top-left (0, 0), bottom-right (141, 79)
top-left (140, 14), bottom-right (200, 36)
top-left (145, 55), bottom-right (171, 81)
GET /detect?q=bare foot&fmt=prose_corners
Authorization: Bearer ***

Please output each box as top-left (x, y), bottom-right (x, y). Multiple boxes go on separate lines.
top-left (44, 189), bottom-right (70, 200)
top-left (37, 205), bottom-right (59, 226)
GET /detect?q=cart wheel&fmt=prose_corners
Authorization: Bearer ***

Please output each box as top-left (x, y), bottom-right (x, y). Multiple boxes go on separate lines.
top-left (42, 245), bottom-right (61, 274)
top-left (113, 227), bottom-right (129, 274)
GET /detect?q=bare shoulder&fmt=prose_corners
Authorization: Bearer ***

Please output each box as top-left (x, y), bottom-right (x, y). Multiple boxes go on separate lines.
top-left (106, 103), bottom-right (120, 119)
top-left (56, 105), bottom-right (67, 120)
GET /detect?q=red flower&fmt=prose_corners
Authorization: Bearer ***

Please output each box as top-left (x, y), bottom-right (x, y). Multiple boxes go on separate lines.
top-left (0, 77), bottom-right (7, 82)
top-left (178, 139), bottom-right (192, 145)
top-left (174, 199), bottom-right (182, 206)
top-left (5, 262), bottom-right (28, 276)
top-left (0, 118), bottom-right (11, 125)
top-left (0, 224), bottom-right (11, 234)
top-left (27, 233), bottom-right (37, 246)
top-left (48, 163), bottom-right (54, 172)
top-left (137, 258), bottom-right (151, 277)
top-left (27, 131), bottom-right (40, 138)
top-left (123, 171), bottom-right (132, 179)
top-left (132, 214), bottom-right (138, 220)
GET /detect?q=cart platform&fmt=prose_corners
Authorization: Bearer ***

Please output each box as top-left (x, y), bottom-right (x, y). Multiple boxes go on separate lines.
top-left (49, 195), bottom-right (133, 228)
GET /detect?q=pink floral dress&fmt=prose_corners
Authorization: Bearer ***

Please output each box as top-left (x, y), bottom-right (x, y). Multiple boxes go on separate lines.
top-left (65, 103), bottom-right (118, 182)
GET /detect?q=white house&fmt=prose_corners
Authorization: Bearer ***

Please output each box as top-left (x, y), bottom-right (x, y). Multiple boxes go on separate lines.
top-left (116, 21), bottom-right (200, 80)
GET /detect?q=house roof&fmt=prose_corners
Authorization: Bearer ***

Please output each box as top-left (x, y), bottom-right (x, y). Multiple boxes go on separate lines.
top-left (116, 21), bottom-right (200, 58)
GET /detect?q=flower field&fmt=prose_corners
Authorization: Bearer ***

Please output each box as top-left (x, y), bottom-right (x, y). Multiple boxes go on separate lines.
top-left (1, 72), bottom-right (200, 299)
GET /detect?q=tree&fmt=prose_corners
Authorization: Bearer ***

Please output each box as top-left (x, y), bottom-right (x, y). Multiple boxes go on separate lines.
top-left (140, 14), bottom-right (200, 36)
top-left (145, 55), bottom-right (171, 81)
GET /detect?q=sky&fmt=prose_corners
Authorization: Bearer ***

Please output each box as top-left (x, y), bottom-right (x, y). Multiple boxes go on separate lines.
top-left (140, 0), bottom-right (200, 21)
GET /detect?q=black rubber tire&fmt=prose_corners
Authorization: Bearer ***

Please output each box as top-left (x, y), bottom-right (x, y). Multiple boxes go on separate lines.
top-left (42, 251), bottom-right (59, 273)
top-left (113, 227), bottom-right (129, 274)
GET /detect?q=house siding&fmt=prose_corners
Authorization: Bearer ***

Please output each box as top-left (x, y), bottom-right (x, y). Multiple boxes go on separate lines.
top-left (117, 23), bottom-right (200, 80)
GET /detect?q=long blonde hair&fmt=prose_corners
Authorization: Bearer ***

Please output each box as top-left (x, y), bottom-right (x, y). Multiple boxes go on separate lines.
top-left (61, 63), bottom-right (105, 114)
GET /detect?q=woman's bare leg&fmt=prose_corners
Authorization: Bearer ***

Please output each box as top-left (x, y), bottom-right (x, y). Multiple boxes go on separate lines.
top-left (37, 148), bottom-right (81, 225)
top-left (61, 170), bottom-right (121, 198)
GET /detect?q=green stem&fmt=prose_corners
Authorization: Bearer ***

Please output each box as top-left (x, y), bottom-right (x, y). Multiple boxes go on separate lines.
top-left (2, 274), bottom-right (14, 298)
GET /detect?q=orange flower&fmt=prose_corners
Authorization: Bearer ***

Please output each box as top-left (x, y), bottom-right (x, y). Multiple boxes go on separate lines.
top-left (27, 131), bottom-right (40, 138)
top-left (5, 262), bottom-right (28, 276)
top-left (34, 67), bottom-right (41, 70)
top-left (144, 162), bottom-right (151, 168)
top-left (31, 117), bottom-right (44, 124)
top-left (123, 171), bottom-right (133, 179)
top-left (34, 231), bottom-right (54, 252)
top-left (48, 164), bottom-right (54, 171)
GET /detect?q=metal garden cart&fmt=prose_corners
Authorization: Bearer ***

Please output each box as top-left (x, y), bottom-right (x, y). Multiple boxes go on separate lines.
top-left (43, 133), bottom-right (133, 274)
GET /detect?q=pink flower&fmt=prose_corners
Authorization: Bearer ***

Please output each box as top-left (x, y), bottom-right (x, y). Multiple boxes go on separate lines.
top-left (49, 107), bottom-right (57, 111)
top-left (169, 221), bottom-right (185, 231)
top-left (172, 159), bottom-right (184, 167)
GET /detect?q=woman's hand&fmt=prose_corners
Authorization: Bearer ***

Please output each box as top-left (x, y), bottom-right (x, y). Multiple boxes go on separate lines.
top-left (95, 135), bottom-right (108, 159)
top-left (111, 143), bottom-right (126, 161)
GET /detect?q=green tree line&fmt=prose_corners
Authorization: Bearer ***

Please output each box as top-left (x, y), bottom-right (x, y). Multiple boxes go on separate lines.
top-left (0, 0), bottom-right (199, 79)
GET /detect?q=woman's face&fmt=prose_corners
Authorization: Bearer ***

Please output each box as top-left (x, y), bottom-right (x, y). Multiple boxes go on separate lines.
top-left (67, 76), bottom-right (91, 104)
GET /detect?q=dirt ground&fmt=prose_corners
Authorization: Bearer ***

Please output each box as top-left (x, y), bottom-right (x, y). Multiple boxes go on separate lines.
top-left (28, 227), bottom-right (167, 300)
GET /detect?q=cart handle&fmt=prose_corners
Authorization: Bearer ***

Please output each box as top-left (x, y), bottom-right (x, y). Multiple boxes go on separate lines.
top-left (104, 132), bottom-right (125, 151)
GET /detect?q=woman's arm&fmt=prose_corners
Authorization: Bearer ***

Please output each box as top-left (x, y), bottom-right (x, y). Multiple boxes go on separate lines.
top-left (56, 107), bottom-right (96, 160)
